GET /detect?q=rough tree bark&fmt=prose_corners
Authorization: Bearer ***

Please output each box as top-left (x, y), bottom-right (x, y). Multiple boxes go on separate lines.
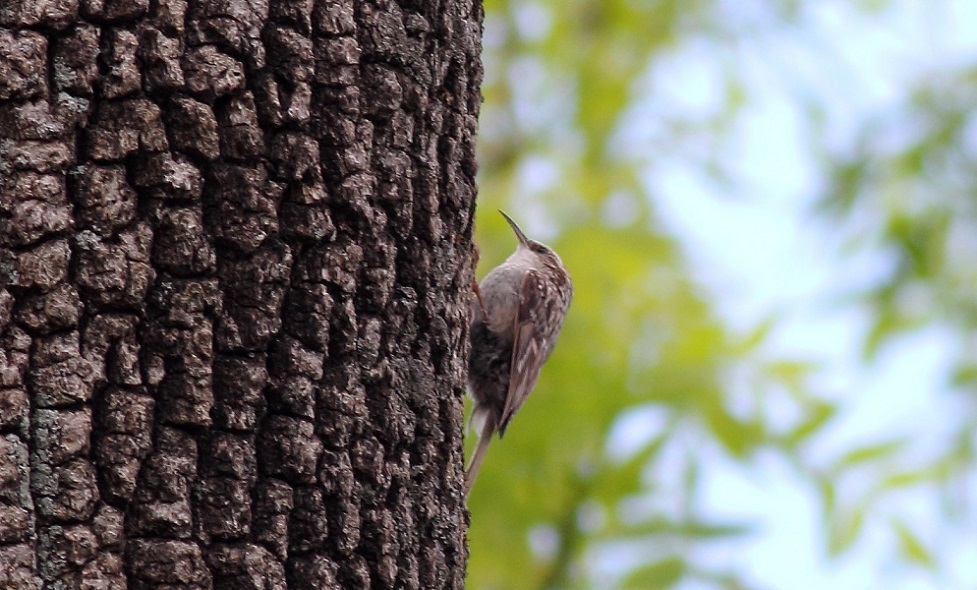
top-left (0, 0), bottom-right (482, 588)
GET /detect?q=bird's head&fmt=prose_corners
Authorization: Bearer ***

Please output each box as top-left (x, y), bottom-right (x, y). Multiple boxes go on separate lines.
top-left (499, 210), bottom-right (566, 270)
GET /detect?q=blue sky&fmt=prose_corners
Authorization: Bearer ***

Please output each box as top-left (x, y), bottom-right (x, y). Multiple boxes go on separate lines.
top-left (643, 1), bottom-right (977, 588)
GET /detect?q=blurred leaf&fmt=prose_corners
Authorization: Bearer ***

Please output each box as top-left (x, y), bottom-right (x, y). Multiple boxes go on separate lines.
top-left (595, 427), bottom-right (671, 500)
top-left (862, 310), bottom-right (926, 360)
top-left (950, 364), bottom-right (977, 387)
top-left (833, 439), bottom-right (907, 472)
top-left (828, 505), bottom-right (866, 556)
top-left (619, 557), bottom-right (685, 590)
top-left (816, 475), bottom-right (837, 522)
top-left (878, 458), bottom-right (955, 490)
top-left (892, 520), bottom-right (936, 569)
top-left (701, 399), bottom-right (764, 458)
top-left (730, 315), bottom-right (777, 355)
top-left (765, 360), bottom-right (818, 388)
top-left (675, 521), bottom-right (755, 540)
top-left (607, 516), bottom-right (753, 542)
top-left (816, 158), bottom-right (870, 216)
top-left (783, 401), bottom-right (837, 447)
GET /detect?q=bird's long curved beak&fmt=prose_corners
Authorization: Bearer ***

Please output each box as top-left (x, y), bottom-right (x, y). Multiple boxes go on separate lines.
top-left (499, 210), bottom-right (530, 247)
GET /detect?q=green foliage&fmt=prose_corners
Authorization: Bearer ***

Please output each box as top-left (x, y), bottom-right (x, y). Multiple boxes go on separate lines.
top-left (892, 519), bottom-right (935, 568)
top-left (466, 0), bottom-right (976, 588)
top-left (619, 557), bottom-right (686, 589)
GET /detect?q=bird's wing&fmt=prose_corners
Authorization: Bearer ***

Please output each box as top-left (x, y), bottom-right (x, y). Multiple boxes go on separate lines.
top-left (498, 269), bottom-right (556, 435)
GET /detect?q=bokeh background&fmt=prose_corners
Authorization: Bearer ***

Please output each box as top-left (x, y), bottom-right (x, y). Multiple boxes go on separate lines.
top-left (464, 0), bottom-right (977, 588)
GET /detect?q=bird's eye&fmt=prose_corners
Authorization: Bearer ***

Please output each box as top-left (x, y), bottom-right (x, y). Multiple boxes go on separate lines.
top-left (532, 244), bottom-right (550, 254)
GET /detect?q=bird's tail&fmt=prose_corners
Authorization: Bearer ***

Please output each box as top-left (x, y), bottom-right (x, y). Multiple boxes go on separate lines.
top-left (464, 416), bottom-right (496, 498)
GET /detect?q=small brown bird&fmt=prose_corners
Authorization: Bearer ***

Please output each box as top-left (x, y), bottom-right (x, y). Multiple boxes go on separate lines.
top-left (466, 211), bottom-right (573, 497)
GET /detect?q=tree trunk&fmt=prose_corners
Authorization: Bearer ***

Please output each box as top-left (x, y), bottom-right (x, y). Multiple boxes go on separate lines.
top-left (0, 0), bottom-right (482, 588)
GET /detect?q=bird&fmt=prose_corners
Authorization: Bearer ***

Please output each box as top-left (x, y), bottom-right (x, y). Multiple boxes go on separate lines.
top-left (465, 210), bottom-right (573, 498)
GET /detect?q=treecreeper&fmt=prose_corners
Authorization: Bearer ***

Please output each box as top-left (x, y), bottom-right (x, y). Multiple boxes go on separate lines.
top-left (466, 211), bottom-right (573, 498)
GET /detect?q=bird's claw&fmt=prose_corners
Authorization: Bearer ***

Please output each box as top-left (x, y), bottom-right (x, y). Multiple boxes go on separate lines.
top-left (472, 279), bottom-right (489, 321)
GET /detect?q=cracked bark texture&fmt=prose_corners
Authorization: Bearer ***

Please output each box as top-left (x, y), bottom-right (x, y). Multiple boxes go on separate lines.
top-left (0, 0), bottom-right (482, 588)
